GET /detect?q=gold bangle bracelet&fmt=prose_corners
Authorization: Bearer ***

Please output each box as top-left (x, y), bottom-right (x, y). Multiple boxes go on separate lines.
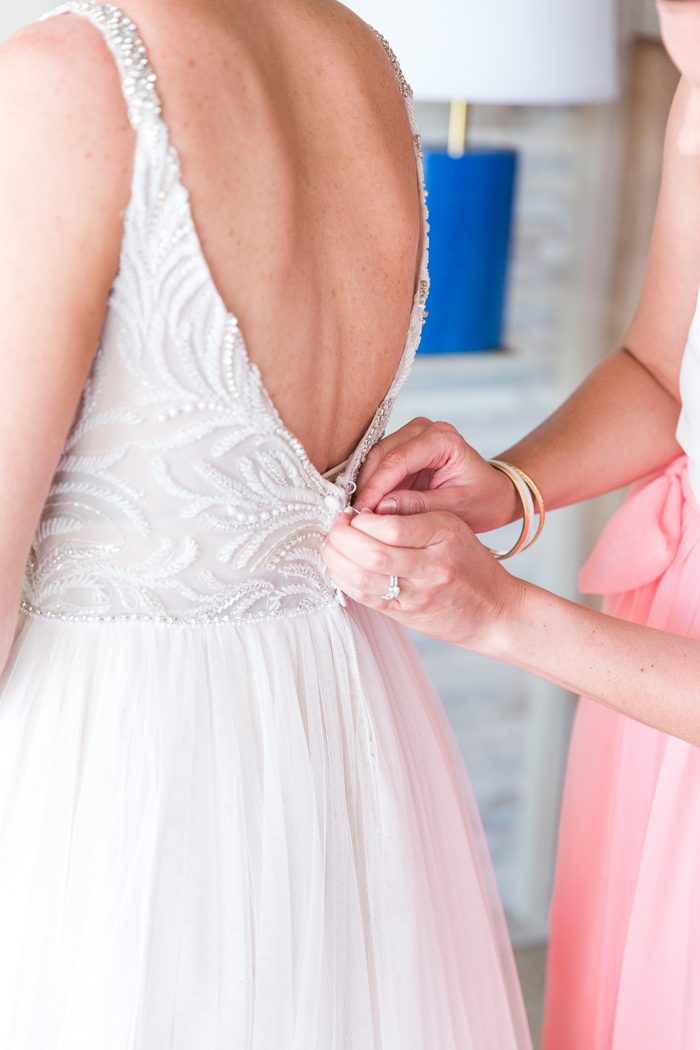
top-left (487, 460), bottom-right (534, 560)
top-left (512, 464), bottom-right (546, 552)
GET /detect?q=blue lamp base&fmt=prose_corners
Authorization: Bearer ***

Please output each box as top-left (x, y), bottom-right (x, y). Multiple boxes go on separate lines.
top-left (420, 149), bottom-right (518, 354)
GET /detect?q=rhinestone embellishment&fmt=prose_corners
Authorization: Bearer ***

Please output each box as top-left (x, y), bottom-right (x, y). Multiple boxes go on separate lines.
top-left (372, 29), bottom-right (413, 98)
top-left (19, 594), bottom-right (336, 627)
top-left (40, 2), bottom-right (162, 128)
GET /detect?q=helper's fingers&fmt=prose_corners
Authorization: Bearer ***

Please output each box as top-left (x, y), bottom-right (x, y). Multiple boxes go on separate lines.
top-left (355, 418), bottom-right (434, 503)
top-left (350, 508), bottom-right (466, 551)
top-left (372, 486), bottom-right (471, 517)
top-left (326, 511), bottom-right (431, 579)
top-left (322, 542), bottom-right (410, 613)
top-left (355, 424), bottom-right (463, 512)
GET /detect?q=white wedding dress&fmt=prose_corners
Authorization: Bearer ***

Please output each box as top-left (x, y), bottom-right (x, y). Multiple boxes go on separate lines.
top-left (0, 4), bottom-right (531, 1048)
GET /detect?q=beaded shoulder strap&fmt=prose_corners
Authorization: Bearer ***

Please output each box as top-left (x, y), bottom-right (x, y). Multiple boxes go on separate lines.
top-left (371, 28), bottom-right (413, 100)
top-left (39, 2), bottom-right (162, 131)
top-left (39, 6), bottom-right (415, 147)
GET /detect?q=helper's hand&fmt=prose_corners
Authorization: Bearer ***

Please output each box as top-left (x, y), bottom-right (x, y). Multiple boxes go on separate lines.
top-left (323, 508), bottom-right (524, 652)
top-left (354, 418), bottom-right (520, 534)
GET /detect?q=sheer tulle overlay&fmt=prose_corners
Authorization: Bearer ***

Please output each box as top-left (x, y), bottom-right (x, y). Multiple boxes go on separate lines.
top-left (0, 603), bottom-right (528, 1048)
top-left (544, 455), bottom-right (700, 1050)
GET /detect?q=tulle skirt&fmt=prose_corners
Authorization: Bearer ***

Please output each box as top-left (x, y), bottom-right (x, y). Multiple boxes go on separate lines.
top-left (543, 455), bottom-right (700, 1050)
top-left (0, 598), bottom-right (530, 1049)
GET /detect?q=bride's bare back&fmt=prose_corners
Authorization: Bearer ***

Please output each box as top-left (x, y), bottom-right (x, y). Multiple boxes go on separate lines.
top-left (146, 0), bottom-right (423, 474)
top-left (0, 0), bottom-right (422, 649)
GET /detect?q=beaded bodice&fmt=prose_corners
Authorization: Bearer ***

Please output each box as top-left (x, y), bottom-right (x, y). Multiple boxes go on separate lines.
top-left (20, 2), bottom-right (429, 627)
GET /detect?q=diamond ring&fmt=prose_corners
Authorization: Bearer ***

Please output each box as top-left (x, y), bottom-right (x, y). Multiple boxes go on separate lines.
top-left (380, 575), bottom-right (401, 602)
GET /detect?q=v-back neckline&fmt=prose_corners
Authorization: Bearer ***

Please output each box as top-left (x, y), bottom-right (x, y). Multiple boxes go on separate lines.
top-left (42, 2), bottom-right (430, 496)
top-left (168, 135), bottom-right (428, 492)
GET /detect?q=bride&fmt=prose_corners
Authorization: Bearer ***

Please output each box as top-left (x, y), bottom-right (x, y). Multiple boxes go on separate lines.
top-left (0, 1), bottom-right (530, 1046)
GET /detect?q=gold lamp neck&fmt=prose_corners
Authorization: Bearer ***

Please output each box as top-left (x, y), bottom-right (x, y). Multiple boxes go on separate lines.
top-left (447, 100), bottom-right (470, 159)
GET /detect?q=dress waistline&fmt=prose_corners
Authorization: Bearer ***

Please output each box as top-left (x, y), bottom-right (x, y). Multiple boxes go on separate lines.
top-left (686, 457), bottom-right (700, 510)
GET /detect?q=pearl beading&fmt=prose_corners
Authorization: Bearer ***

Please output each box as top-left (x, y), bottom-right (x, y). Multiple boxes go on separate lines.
top-left (19, 594), bottom-right (337, 628)
top-left (263, 530), bottom-right (327, 571)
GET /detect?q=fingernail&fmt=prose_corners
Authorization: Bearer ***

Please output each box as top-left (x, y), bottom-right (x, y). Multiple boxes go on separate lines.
top-left (378, 498), bottom-right (398, 514)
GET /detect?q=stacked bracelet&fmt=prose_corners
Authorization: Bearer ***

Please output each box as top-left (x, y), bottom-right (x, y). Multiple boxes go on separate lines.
top-left (487, 459), bottom-right (546, 560)
top-left (513, 463), bottom-right (546, 552)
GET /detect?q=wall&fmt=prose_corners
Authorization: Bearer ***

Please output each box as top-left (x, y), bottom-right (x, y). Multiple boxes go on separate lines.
top-left (635, 2), bottom-right (661, 38)
top-left (0, 1), bottom-right (49, 39)
top-left (399, 91), bottom-right (627, 937)
top-left (403, 31), bottom-right (676, 931)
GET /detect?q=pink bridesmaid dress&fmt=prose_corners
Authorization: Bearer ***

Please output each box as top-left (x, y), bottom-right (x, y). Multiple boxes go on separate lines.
top-left (543, 289), bottom-right (700, 1049)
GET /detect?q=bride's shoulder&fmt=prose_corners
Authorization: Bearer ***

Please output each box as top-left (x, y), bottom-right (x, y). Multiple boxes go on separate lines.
top-left (301, 2), bottom-right (412, 144)
top-left (0, 12), bottom-right (134, 143)
top-left (0, 14), bottom-right (134, 339)
top-left (323, 3), bottom-right (408, 86)
top-left (0, 13), bottom-right (134, 221)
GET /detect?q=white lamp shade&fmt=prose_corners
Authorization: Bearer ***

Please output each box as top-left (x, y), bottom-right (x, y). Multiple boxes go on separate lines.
top-left (2, 1), bottom-right (618, 104)
top-left (345, 0), bottom-right (619, 104)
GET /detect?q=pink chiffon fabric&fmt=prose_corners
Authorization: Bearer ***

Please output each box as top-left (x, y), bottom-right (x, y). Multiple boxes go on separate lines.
top-left (543, 454), bottom-right (700, 1050)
